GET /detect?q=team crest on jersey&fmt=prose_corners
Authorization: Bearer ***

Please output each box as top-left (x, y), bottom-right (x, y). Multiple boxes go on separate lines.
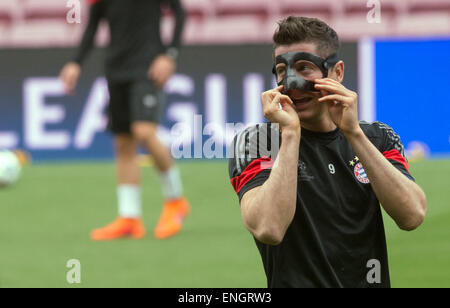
top-left (349, 156), bottom-right (370, 184)
top-left (353, 162), bottom-right (370, 184)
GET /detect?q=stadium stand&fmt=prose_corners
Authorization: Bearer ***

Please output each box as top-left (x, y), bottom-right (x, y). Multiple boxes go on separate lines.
top-left (194, 16), bottom-right (265, 43)
top-left (0, 0), bottom-right (448, 47)
top-left (344, 0), bottom-right (407, 17)
top-left (396, 12), bottom-right (450, 36)
top-left (332, 13), bottom-right (392, 39)
top-left (23, 0), bottom-right (69, 21)
top-left (0, 1), bottom-right (21, 26)
top-left (409, 0), bottom-right (450, 13)
top-left (182, 0), bottom-right (214, 19)
top-left (215, 0), bottom-right (275, 19)
top-left (279, 0), bottom-right (342, 20)
top-left (9, 20), bottom-right (71, 47)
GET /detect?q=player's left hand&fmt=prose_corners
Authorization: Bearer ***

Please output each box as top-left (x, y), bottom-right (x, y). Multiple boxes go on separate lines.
top-left (148, 55), bottom-right (176, 89)
top-left (314, 78), bottom-right (361, 136)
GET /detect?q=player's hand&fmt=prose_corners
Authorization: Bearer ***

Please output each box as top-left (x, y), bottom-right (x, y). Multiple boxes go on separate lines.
top-left (60, 62), bottom-right (81, 95)
top-left (315, 78), bottom-right (361, 136)
top-left (148, 54), bottom-right (176, 89)
top-left (261, 85), bottom-right (300, 134)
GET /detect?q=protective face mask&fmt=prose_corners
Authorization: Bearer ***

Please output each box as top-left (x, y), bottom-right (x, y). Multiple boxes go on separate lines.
top-left (273, 51), bottom-right (339, 93)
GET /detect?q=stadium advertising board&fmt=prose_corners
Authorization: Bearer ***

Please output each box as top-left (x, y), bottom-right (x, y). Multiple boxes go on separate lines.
top-left (6, 41), bottom-right (448, 160)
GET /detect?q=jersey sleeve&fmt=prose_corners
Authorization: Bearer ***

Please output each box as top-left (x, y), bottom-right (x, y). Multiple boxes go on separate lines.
top-left (228, 123), bottom-right (281, 202)
top-left (164, 0), bottom-right (186, 57)
top-left (72, 0), bottom-right (104, 65)
top-left (373, 122), bottom-right (415, 181)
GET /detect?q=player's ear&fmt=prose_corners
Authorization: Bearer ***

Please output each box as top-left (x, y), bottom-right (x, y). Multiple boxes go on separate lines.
top-left (330, 60), bottom-right (344, 83)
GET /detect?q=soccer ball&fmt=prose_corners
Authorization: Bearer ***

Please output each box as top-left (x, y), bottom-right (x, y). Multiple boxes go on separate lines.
top-left (0, 150), bottom-right (22, 187)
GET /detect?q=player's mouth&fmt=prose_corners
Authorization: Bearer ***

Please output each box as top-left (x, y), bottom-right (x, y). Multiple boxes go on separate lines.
top-left (287, 90), bottom-right (315, 110)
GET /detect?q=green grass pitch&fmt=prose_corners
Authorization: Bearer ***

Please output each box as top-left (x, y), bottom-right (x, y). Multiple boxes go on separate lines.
top-left (0, 159), bottom-right (449, 288)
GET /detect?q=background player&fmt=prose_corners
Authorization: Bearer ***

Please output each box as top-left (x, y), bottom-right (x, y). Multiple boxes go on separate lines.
top-left (229, 16), bottom-right (427, 287)
top-left (60, 0), bottom-right (190, 241)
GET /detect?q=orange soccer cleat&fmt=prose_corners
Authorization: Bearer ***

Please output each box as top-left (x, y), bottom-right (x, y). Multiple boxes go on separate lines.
top-left (154, 197), bottom-right (190, 239)
top-left (90, 217), bottom-right (146, 241)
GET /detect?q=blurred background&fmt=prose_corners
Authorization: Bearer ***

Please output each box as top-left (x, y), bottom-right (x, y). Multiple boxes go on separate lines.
top-left (0, 0), bottom-right (449, 288)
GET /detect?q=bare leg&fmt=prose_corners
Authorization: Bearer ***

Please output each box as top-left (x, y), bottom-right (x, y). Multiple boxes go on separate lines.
top-left (131, 122), bottom-right (189, 239)
top-left (131, 122), bottom-right (174, 173)
top-left (89, 134), bottom-right (145, 241)
top-left (114, 134), bottom-right (139, 185)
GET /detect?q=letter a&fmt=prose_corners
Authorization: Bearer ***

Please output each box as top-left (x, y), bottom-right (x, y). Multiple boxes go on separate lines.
top-left (366, 259), bottom-right (381, 284)
top-left (66, 259), bottom-right (81, 284)
top-left (366, 0), bottom-right (381, 24)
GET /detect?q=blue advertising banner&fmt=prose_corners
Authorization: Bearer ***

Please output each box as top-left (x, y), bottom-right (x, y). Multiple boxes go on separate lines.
top-left (0, 44), bottom-right (358, 161)
top-left (374, 38), bottom-right (450, 157)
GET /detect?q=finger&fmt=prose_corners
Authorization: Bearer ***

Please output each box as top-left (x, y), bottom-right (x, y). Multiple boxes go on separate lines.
top-left (266, 91), bottom-right (278, 102)
top-left (271, 93), bottom-right (283, 109)
top-left (314, 79), bottom-right (344, 92)
top-left (315, 83), bottom-right (348, 96)
top-left (319, 88), bottom-right (330, 97)
top-left (263, 89), bottom-right (284, 110)
top-left (273, 95), bottom-right (295, 113)
top-left (261, 92), bottom-right (273, 109)
top-left (315, 83), bottom-right (343, 92)
top-left (279, 99), bottom-right (295, 111)
top-left (314, 79), bottom-right (343, 88)
top-left (271, 93), bottom-right (294, 107)
top-left (315, 78), bottom-right (350, 94)
top-left (279, 94), bottom-right (294, 106)
top-left (314, 78), bottom-right (339, 85)
top-left (318, 94), bottom-right (349, 103)
top-left (273, 85), bottom-right (284, 92)
top-left (271, 92), bottom-right (282, 100)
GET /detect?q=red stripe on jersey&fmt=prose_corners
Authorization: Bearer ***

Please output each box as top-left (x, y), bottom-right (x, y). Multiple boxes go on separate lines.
top-left (383, 149), bottom-right (409, 171)
top-left (230, 157), bottom-right (274, 194)
top-left (89, 0), bottom-right (100, 5)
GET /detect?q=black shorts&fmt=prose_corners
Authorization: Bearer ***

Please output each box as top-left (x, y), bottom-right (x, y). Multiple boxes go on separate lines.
top-left (106, 79), bottom-right (165, 134)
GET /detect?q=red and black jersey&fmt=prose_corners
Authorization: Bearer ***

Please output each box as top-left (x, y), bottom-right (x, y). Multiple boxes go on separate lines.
top-left (228, 121), bottom-right (413, 288)
top-left (74, 0), bottom-right (185, 81)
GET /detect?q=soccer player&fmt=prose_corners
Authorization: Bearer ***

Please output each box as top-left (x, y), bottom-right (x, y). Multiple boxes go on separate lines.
top-left (228, 17), bottom-right (427, 287)
top-left (60, 0), bottom-right (190, 241)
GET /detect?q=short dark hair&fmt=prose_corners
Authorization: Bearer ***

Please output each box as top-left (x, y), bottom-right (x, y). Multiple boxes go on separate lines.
top-left (273, 16), bottom-right (340, 58)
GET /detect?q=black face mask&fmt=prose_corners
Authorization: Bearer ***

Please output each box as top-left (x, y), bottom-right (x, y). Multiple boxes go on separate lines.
top-left (272, 52), bottom-right (339, 93)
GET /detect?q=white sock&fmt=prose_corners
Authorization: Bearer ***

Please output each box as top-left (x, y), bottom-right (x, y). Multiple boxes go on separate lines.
top-left (159, 166), bottom-right (183, 200)
top-left (117, 185), bottom-right (142, 218)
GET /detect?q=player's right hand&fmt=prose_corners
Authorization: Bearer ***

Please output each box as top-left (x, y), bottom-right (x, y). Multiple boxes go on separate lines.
top-left (261, 85), bottom-right (300, 133)
top-left (60, 62), bottom-right (81, 95)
